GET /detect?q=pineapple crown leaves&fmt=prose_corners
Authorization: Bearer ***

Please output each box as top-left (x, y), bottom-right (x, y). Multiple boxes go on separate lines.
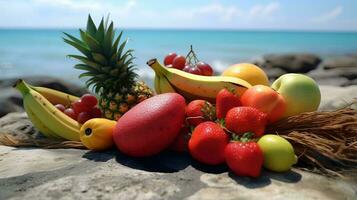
top-left (63, 14), bottom-right (137, 93)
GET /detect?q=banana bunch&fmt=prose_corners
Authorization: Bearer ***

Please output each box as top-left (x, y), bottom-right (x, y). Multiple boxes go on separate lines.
top-left (147, 59), bottom-right (252, 102)
top-left (14, 80), bottom-right (81, 141)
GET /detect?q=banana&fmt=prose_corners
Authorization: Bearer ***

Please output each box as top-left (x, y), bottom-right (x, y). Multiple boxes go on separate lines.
top-left (24, 101), bottom-right (61, 139)
top-left (30, 86), bottom-right (79, 106)
top-left (154, 74), bottom-right (161, 94)
top-left (147, 59), bottom-right (252, 102)
top-left (14, 80), bottom-right (80, 141)
top-left (157, 75), bottom-right (177, 93)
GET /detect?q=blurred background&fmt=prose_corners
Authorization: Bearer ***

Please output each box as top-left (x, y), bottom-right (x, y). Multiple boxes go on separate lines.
top-left (0, 0), bottom-right (356, 87)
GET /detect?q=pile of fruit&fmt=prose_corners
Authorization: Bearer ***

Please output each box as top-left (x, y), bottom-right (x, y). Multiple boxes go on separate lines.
top-left (15, 15), bottom-right (354, 178)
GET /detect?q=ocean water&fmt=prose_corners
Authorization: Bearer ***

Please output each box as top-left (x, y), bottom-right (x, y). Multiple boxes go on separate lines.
top-left (1, 29), bottom-right (357, 86)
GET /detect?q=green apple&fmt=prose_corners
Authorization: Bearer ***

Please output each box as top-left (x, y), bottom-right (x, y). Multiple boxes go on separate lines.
top-left (271, 73), bottom-right (321, 117)
top-left (257, 134), bottom-right (297, 172)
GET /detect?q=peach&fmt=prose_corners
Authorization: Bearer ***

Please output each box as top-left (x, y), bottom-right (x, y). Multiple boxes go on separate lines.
top-left (241, 85), bottom-right (286, 123)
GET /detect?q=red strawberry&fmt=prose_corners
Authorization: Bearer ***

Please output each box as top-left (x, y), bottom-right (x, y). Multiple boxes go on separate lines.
top-left (186, 100), bottom-right (216, 126)
top-left (225, 139), bottom-right (264, 177)
top-left (189, 121), bottom-right (229, 165)
top-left (170, 125), bottom-right (191, 152)
top-left (225, 106), bottom-right (267, 137)
top-left (216, 88), bottom-right (241, 119)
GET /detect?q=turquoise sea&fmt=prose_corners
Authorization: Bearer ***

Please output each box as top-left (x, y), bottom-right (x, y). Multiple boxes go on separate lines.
top-left (1, 29), bottom-right (357, 85)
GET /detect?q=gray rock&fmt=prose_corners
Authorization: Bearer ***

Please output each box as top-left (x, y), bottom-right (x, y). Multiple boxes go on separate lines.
top-left (0, 112), bottom-right (36, 140)
top-left (323, 56), bottom-right (357, 70)
top-left (256, 54), bottom-right (321, 73)
top-left (0, 145), bottom-right (356, 200)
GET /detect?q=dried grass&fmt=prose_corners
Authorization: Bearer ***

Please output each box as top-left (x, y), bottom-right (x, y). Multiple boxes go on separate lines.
top-left (267, 108), bottom-right (357, 176)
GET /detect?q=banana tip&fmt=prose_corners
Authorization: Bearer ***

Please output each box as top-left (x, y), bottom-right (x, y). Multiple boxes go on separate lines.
top-left (13, 79), bottom-right (24, 88)
top-left (147, 58), bottom-right (157, 66)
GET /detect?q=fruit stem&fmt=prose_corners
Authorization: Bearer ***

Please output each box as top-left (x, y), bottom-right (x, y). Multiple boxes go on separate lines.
top-left (147, 58), bottom-right (169, 76)
top-left (186, 45), bottom-right (200, 66)
top-left (13, 79), bottom-right (30, 95)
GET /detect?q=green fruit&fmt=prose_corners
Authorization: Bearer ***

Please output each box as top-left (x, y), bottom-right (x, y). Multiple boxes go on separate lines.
top-left (257, 134), bottom-right (297, 172)
top-left (271, 73), bottom-right (320, 117)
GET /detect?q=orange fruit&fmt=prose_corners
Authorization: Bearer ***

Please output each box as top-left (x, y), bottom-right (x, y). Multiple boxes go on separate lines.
top-left (80, 118), bottom-right (116, 151)
top-left (222, 63), bottom-right (269, 86)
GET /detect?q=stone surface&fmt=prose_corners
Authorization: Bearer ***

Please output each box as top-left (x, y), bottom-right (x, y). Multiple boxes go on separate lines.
top-left (0, 146), bottom-right (356, 200)
top-left (0, 85), bottom-right (357, 199)
top-left (255, 54), bottom-right (321, 73)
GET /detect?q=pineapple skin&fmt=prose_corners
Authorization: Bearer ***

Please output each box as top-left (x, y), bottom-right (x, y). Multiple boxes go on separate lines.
top-left (100, 81), bottom-right (153, 120)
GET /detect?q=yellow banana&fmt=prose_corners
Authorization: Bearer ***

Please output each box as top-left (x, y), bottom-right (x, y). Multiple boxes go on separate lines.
top-left (14, 80), bottom-right (80, 141)
top-left (30, 85), bottom-right (79, 106)
top-left (147, 59), bottom-right (252, 102)
top-left (154, 74), bottom-right (161, 94)
top-left (157, 75), bottom-right (177, 93)
top-left (24, 101), bottom-right (61, 139)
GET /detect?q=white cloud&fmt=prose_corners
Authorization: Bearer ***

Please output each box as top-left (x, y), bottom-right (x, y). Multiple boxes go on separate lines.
top-left (33, 0), bottom-right (101, 11)
top-left (248, 2), bottom-right (280, 19)
top-left (312, 6), bottom-right (343, 23)
top-left (170, 2), bottom-right (280, 22)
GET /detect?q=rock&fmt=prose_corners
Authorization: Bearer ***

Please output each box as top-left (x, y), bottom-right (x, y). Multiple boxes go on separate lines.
top-left (0, 76), bottom-right (88, 117)
top-left (323, 56), bottom-right (357, 70)
top-left (343, 79), bottom-right (357, 87)
top-left (318, 85), bottom-right (357, 111)
top-left (0, 112), bottom-right (37, 140)
top-left (255, 54), bottom-right (321, 73)
top-left (0, 145), bottom-right (356, 200)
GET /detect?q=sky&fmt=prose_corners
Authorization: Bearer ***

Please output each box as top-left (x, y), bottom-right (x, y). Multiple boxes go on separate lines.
top-left (0, 0), bottom-right (356, 31)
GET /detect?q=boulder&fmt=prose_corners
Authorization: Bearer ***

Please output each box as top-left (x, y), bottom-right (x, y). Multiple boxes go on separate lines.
top-left (256, 54), bottom-right (321, 73)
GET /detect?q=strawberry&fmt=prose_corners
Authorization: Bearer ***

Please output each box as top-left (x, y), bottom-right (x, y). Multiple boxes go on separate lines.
top-left (225, 135), bottom-right (264, 177)
top-left (188, 121), bottom-right (229, 165)
top-left (225, 106), bottom-right (267, 137)
top-left (169, 125), bottom-right (191, 152)
top-left (186, 100), bottom-right (216, 126)
top-left (216, 88), bottom-right (241, 119)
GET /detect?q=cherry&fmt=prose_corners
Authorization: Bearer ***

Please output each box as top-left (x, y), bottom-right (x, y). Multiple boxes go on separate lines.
top-left (164, 53), bottom-right (177, 66)
top-left (81, 94), bottom-right (98, 108)
top-left (64, 108), bottom-right (77, 120)
top-left (55, 104), bottom-right (66, 112)
top-left (196, 62), bottom-right (213, 76)
top-left (77, 112), bottom-right (92, 124)
top-left (90, 107), bottom-right (102, 118)
top-left (172, 55), bottom-right (186, 70)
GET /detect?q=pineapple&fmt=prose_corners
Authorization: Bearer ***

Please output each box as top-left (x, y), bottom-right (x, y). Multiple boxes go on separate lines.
top-left (64, 15), bottom-right (153, 120)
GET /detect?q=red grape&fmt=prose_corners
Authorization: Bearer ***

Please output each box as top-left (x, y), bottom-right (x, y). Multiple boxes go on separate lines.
top-left (90, 107), bottom-right (102, 118)
top-left (164, 53), bottom-right (177, 66)
top-left (182, 65), bottom-right (192, 73)
top-left (183, 65), bottom-right (202, 75)
top-left (77, 112), bottom-right (92, 124)
top-left (72, 100), bottom-right (91, 114)
top-left (55, 104), bottom-right (66, 112)
top-left (64, 108), bottom-right (77, 120)
top-left (172, 55), bottom-right (186, 70)
top-left (196, 62), bottom-right (213, 76)
top-left (81, 94), bottom-right (98, 108)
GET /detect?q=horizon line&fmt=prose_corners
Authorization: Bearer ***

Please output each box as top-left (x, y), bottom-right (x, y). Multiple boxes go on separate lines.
top-left (1, 27), bottom-right (357, 33)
